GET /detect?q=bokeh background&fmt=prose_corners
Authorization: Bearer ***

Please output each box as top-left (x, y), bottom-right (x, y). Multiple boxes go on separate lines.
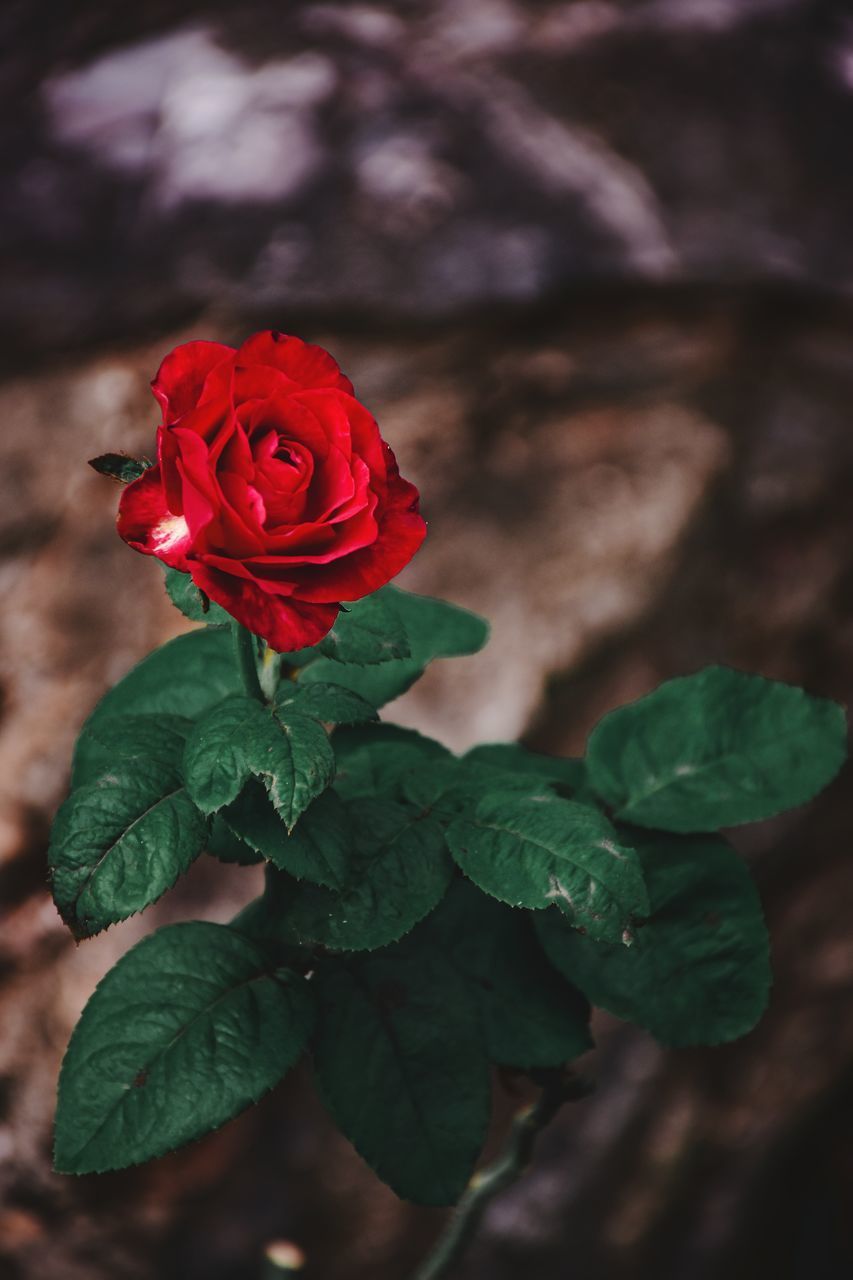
top-left (2, 1), bottom-right (853, 1277)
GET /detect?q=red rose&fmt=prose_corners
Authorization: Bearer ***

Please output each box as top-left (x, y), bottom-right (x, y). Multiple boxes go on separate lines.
top-left (117, 331), bottom-right (426, 651)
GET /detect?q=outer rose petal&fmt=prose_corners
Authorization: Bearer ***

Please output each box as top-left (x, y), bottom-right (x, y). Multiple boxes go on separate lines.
top-left (235, 331), bottom-right (355, 395)
top-left (191, 562), bottom-right (338, 652)
top-left (288, 452), bottom-right (426, 602)
top-left (117, 466), bottom-right (192, 570)
top-left (152, 341), bottom-right (234, 424)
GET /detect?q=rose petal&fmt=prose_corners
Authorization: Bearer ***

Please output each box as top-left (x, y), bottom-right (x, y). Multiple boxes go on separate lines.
top-left (304, 443), bottom-right (358, 523)
top-left (235, 331), bottom-right (354, 395)
top-left (159, 400), bottom-right (235, 513)
top-left (191, 562), bottom-right (339, 652)
top-left (117, 466), bottom-right (192, 570)
top-left (152, 341), bottom-right (234, 425)
top-left (288, 450), bottom-right (426, 601)
top-left (246, 394), bottom-right (332, 461)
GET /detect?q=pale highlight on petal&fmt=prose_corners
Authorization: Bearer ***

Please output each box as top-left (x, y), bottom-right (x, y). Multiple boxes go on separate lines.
top-left (152, 513), bottom-right (190, 554)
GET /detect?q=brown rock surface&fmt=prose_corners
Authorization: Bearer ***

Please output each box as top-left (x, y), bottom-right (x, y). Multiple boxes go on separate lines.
top-left (0, 293), bottom-right (851, 1279)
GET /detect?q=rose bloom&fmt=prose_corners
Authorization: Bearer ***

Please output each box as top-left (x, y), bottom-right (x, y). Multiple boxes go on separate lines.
top-left (117, 331), bottom-right (426, 650)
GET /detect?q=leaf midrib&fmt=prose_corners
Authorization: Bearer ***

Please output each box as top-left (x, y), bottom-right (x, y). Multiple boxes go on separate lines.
top-left (65, 959), bottom-right (295, 1168)
top-left (68, 782), bottom-right (189, 916)
top-left (612, 723), bottom-right (826, 813)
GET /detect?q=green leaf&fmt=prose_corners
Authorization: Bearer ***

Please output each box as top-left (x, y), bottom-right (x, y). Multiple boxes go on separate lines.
top-left (585, 665), bottom-right (848, 833)
top-left (207, 815), bottom-right (263, 866)
top-left (313, 941), bottom-right (490, 1204)
top-left (73, 629), bottom-right (242, 788)
top-left (316, 590), bottom-right (410, 664)
top-left (72, 713), bottom-right (192, 774)
top-left (183, 695), bottom-right (334, 830)
top-left (398, 755), bottom-right (563, 818)
top-left (276, 681), bottom-right (377, 726)
top-left (333, 724), bottom-right (452, 801)
top-left (464, 743), bottom-right (587, 796)
top-left (536, 832), bottom-right (771, 1046)
top-left (50, 725), bottom-right (209, 937)
top-left (164, 568), bottom-right (232, 625)
top-left (422, 879), bottom-right (593, 1068)
top-left (299, 586), bottom-right (489, 707)
top-left (259, 799), bottom-right (453, 951)
top-left (224, 783), bottom-right (351, 889)
top-left (88, 453), bottom-right (152, 483)
top-left (55, 922), bottom-right (314, 1173)
top-left (445, 794), bottom-right (648, 942)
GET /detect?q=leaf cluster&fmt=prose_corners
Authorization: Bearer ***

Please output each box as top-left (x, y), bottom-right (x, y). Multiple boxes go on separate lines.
top-left (49, 574), bottom-right (847, 1204)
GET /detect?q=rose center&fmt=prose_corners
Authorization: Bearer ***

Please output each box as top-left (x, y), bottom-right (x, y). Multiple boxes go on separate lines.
top-left (274, 442), bottom-right (298, 467)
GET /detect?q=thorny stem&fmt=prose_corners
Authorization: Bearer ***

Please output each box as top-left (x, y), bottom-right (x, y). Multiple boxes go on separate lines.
top-left (232, 622), bottom-right (264, 702)
top-left (411, 1069), bottom-right (590, 1280)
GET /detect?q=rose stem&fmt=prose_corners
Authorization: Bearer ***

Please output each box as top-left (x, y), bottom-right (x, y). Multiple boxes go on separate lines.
top-left (259, 643), bottom-right (284, 702)
top-left (231, 622), bottom-right (265, 702)
top-left (410, 1069), bottom-right (589, 1280)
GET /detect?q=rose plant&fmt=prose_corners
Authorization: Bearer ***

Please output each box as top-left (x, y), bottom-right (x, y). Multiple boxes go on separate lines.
top-left (50, 333), bottom-right (847, 1276)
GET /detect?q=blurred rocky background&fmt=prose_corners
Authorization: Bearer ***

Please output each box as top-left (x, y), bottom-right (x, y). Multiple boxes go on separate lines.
top-left (2, 0), bottom-right (853, 1277)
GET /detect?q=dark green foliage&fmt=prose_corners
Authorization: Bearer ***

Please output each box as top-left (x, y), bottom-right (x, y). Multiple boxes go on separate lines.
top-left (72, 629), bottom-right (241, 787)
top-left (315, 590), bottom-right (410, 664)
top-left (255, 799), bottom-right (454, 951)
top-left (332, 723), bottom-right (452, 800)
top-left (445, 793), bottom-right (649, 942)
top-left (55, 923), bottom-right (314, 1173)
top-left (207, 816), bottom-right (264, 866)
top-left (50, 719), bottom-right (209, 937)
top-left (72, 713), bottom-right (192, 781)
top-left (51, 570), bottom-right (848, 1208)
top-left (536, 831), bottom-right (772, 1046)
top-left (164, 568), bottom-right (231, 625)
top-left (420, 879), bottom-right (593, 1068)
top-left (585, 666), bottom-right (847, 832)
top-left (312, 938), bottom-right (491, 1205)
top-left (464, 743), bottom-right (587, 795)
top-left (224, 784), bottom-right (351, 888)
top-left (183, 695), bottom-right (334, 829)
top-left (276, 680), bottom-right (378, 725)
top-left (299, 586), bottom-right (489, 706)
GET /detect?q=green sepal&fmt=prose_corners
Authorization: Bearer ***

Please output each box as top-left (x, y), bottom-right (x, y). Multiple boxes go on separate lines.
top-left (89, 453), bottom-right (152, 484)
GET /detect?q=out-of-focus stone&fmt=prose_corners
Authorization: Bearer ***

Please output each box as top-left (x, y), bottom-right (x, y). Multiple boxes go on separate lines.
top-left (4, 1), bottom-right (853, 354)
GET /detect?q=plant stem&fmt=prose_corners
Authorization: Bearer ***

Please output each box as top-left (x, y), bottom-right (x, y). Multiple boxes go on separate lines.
top-left (232, 623), bottom-right (264, 701)
top-left (259, 643), bottom-right (284, 702)
top-left (411, 1071), bottom-right (587, 1280)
